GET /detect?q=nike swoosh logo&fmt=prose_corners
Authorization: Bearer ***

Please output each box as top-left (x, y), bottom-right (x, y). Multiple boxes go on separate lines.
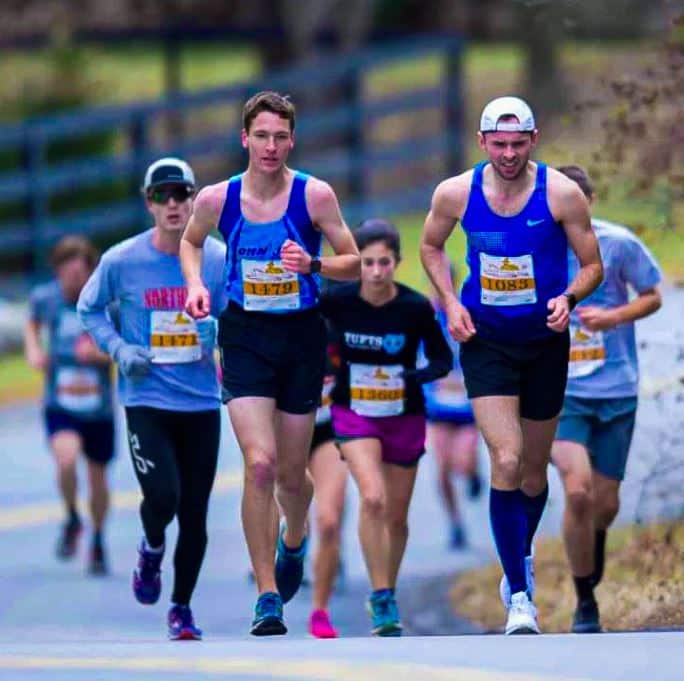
top-left (527, 219), bottom-right (545, 227)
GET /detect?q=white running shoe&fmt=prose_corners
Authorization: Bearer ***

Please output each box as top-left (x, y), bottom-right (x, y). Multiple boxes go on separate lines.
top-left (505, 591), bottom-right (540, 635)
top-left (499, 552), bottom-right (536, 609)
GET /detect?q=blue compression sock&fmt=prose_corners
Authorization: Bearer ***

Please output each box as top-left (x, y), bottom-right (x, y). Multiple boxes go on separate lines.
top-left (521, 485), bottom-right (548, 555)
top-left (490, 488), bottom-right (528, 595)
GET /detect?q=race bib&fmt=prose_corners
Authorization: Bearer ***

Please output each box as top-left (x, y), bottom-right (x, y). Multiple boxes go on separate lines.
top-left (315, 376), bottom-right (335, 425)
top-left (55, 367), bottom-right (102, 412)
top-left (480, 253), bottom-right (537, 306)
top-left (149, 310), bottom-right (201, 364)
top-left (349, 363), bottom-right (405, 417)
top-left (568, 324), bottom-right (606, 378)
top-left (242, 259), bottom-right (300, 312)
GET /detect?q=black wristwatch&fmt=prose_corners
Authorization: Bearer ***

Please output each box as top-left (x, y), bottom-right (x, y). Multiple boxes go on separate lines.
top-left (563, 292), bottom-right (577, 311)
top-left (309, 257), bottom-right (322, 274)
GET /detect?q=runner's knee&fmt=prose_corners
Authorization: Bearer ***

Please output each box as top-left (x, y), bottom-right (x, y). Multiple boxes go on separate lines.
top-left (360, 491), bottom-right (386, 518)
top-left (316, 513), bottom-right (341, 544)
top-left (566, 484), bottom-right (593, 519)
top-left (521, 471), bottom-right (548, 497)
top-left (144, 487), bottom-right (179, 524)
top-left (595, 493), bottom-right (619, 527)
top-left (244, 455), bottom-right (276, 490)
top-left (52, 437), bottom-right (80, 469)
top-left (276, 467), bottom-right (308, 497)
top-left (490, 448), bottom-right (521, 486)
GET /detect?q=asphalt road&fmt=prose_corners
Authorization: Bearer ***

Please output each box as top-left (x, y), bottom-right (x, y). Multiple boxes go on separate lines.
top-left (0, 288), bottom-right (681, 680)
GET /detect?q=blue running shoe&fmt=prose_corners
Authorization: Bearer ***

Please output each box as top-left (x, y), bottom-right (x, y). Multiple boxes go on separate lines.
top-left (250, 592), bottom-right (287, 636)
top-left (168, 604), bottom-right (202, 641)
top-left (367, 590), bottom-right (403, 637)
top-left (449, 523), bottom-right (467, 550)
top-left (132, 539), bottom-right (163, 605)
top-left (275, 522), bottom-right (308, 604)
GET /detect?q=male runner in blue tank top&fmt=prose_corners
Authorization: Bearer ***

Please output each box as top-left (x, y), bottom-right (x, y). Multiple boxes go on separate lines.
top-left (420, 96), bottom-right (603, 635)
top-left (179, 91), bottom-right (360, 636)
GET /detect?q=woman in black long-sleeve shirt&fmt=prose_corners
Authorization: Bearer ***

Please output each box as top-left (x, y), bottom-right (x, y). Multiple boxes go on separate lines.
top-left (319, 219), bottom-right (451, 637)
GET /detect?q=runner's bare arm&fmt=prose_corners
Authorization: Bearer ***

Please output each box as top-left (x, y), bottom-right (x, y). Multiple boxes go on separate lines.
top-left (546, 170), bottom-right (603, 331)
top-left (281, 178), bottom-right (359, 280)
top-left (420, 175), bottom-right (476, 342)
top-left (181, 184), bottom-right (223, 287)
top-left (551, 171), bottom-right (603, 302)
top-left (181, 183), bottom-right (225, 318)
top-left (579, 285), bottom-right (662, 331)
top-left (74, 334), bottom-right (112, 365)
top-left (24, 319), bottom-right (47, 370)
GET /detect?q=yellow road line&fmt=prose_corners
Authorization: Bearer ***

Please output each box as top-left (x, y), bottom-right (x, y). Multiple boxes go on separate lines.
top-left (0, 470), bottom-right (242, 532)
top-left (0, 655), bottom-right (575, 681)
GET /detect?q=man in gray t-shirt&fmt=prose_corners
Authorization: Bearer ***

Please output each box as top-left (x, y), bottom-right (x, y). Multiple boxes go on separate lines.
top-left (25, 235), bottom-right (115, 575)
top-left (552, 165), bottom-right (662, 634)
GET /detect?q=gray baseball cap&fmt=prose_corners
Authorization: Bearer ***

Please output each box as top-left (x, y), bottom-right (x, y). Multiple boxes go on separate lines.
top-left (143, 157), bottom-right (196, 190)
top-left (479, 96), bottom-right (536, 132)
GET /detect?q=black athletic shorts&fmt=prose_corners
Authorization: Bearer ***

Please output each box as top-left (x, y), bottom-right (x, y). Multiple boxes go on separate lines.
top-left (218, 302), bottom-right (327, 414)
top-left (44, 407), bottom-right (115, 464)
top-left (310, 420), bottom-right (335, 455)
top-left (459, 331), bottom-right (570, 421)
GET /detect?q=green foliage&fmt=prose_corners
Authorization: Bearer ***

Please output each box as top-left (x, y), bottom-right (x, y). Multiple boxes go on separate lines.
top-left (1, 37), bottom-right (120, 231)
top-left (570, 38), bottom-right (683, 230)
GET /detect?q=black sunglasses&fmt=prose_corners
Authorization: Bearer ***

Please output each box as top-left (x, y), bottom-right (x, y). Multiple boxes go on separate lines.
top-left (147, 184), bottom-right (194, 204)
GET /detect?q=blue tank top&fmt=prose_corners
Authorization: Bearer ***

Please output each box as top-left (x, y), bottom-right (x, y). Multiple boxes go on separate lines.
top-left (460, 161), bottom-right (568, 343)
top-left (217, 171), bottom-right (322, 313)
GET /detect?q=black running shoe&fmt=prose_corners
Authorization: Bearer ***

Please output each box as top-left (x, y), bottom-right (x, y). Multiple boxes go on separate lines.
top-left (468, 473), bottom-right (483, 499)
top-left (88, 540), bottom-right (109, 576)
top-left (56, 517), bottom-right (82, 560)
top-left (572, 598), bottom-right (601, 634)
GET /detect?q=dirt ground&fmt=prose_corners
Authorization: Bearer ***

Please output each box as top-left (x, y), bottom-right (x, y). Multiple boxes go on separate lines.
top-left (450, 522), bottom-right (684, 633)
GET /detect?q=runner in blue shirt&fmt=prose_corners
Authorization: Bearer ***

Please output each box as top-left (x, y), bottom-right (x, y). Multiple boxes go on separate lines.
top-left (25, 236), bottom-right (114, 575)
top-left (78, 157), bottom-right (227, 640)
top-left (422, 264), bottom-right (482, 551)
top-left (420, 97), bottom-right (603, 634)
top-left (551, 165), bottom-right (662, 633)
top-left (179, 92), bottom-right (360, 635)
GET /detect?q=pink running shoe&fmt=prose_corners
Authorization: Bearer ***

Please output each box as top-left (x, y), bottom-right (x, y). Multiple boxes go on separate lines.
top-left (309, 609), bottom-right (338, 639)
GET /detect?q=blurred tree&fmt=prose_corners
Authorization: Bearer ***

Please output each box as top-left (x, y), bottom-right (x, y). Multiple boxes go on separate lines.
top-left (575, 5), bottom-right (683, 229)
top-left (511, 0), bottom-right (567, 120)
top-left (278, 0), bottom-right (375, 61)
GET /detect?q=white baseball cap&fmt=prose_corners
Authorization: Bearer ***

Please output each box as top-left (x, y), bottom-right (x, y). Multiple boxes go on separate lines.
top-left (143, 157), bottom-right (196, 190)
top-left (479, 96), bottom-right (536, 132)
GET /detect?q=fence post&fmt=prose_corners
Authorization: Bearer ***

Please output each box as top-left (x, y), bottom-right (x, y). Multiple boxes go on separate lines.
top-left (445, 39), bottom-right (464, 176)
top-left (345, 65), bottom-right (365, 209)
top-left (129, 113), bottom-right (149, 229)
top-left (23, 127), bottom-right (48, 278)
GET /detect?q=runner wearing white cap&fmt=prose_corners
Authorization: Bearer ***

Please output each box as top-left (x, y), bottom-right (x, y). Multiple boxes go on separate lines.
top-left (420, 96), bottom-right (603, 634)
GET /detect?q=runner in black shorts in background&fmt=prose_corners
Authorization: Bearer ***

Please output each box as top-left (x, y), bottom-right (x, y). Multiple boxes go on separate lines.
top-left (307, 330), bottom-right (348, 638)
top-left (180, 92), bottom-right (360, 635)
top-left (25, 236), bottom-right (115, 575)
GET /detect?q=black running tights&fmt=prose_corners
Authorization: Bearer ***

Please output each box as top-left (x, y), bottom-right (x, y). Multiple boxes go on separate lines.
top-left (125, 406), bottom-right (220, 606)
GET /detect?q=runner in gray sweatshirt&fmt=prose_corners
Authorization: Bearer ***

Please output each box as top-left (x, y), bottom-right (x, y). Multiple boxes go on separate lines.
top-left (77, 157), bottom-right (227, 640)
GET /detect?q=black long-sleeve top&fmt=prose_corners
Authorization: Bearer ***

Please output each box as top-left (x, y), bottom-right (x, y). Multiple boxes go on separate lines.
top-left (319, 282), bottom-right (452, 416)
